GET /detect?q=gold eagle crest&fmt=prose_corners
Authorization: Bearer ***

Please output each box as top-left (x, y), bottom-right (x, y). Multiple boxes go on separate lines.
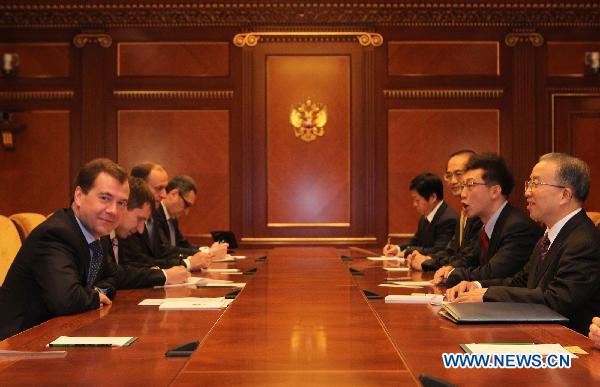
top-left (289, 98), bottom-right (327, 142)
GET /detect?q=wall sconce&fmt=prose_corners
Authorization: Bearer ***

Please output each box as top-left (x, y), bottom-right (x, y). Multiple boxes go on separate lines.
top-left (584, 51), bottom-right (600, 75)
top-left (1, 112), bottom-right (25, 151)
top-left (1, 52), bottom-right (19, 77)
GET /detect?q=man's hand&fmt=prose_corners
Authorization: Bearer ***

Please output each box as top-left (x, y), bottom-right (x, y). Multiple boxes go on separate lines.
top-left (446, 281), bottom-right (480, 302)
top-left (408, 251), bottom-right (429, 271)
top-left (431, 266), bottom-right (453, 285)
top-left (209, 242), bottom-right (228, 259)
top-left (382, 244), bottom-right (399, 257)
top-left (188, 251), bottom-right (213, 271)
top-left (589, 317), bottom-right (600, 348)
top-left (452, 288), bottom-right (487, 303)
top-left (164, 266), bottom-right (191, 285)
top-left (98, 292), bottom-right (112, 308)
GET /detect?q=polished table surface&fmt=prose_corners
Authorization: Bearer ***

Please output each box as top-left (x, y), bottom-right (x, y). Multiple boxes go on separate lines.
top-left (0, 248), bottom-right (598, 386)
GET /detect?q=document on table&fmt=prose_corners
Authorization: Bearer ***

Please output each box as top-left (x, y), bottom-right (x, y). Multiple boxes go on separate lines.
top-left (460, 343), bottom-right (577, 358)
top-left (202, 268), bottom-right (241, 273)
top-left (47, 336), bottom-right (137, 347)
top-left (158, 297), bottom-right (233, 310)
top-left (367, 256), bottom-right (402, 261)
top-left (390, 280), bottom-right (433, 286)
top-left (384, 294), bottom-right (445, 304)
top-left (0, 349), bottom-right (67, 359)
top-left (379, 283), bottom-right (425, 289)
top-left (383, 267), bottom-right (410, 272)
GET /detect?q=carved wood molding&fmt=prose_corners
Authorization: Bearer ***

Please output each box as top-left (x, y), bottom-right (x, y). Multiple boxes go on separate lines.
top-left (113, 90), bottom-right (234, 99)
top-left (383, 89), bottom-right (504, 99)
top-left (1, 2), bottom-right (599, 28)
top-left (233, 32), bottom-right (383, 47)
top-left (73, 33), bottom-right (112, 48)
top-left (0, 90), bottom-right (74, 99)
top-left (504, 32), bottom-right (545, 47)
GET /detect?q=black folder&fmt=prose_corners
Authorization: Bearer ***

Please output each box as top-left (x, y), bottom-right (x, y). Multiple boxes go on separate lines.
top-left (439, 302), bottom-right (568, 324)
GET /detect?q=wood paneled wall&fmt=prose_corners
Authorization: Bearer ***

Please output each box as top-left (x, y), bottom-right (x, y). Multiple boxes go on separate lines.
top-left (1, 1), bottom-right (599, 246)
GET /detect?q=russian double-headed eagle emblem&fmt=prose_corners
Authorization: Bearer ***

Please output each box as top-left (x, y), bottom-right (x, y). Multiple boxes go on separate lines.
top-left (289, 97), bottom-right (327, 142)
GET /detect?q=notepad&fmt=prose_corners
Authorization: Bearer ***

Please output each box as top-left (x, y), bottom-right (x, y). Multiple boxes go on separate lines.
top-left (47, 336), bottom-right (137, 347)
top-left (230, 255), bottom-right (246, 260)
top-left (460, 343), bottom-right (577, 358)
top-left (385, 294), bottom-right (445, 304)
top-left (383, 267), bottom-right (410, 272)
top-left (211, 257), bottom-right (236, 263)
top-left (367, 256), bottom-right (401, 261)
top-left (158, 297), bottom-right (233, 310)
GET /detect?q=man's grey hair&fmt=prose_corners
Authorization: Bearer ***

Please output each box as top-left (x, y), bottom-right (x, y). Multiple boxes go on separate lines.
top-left (539, 153), bottom-right (590, 203)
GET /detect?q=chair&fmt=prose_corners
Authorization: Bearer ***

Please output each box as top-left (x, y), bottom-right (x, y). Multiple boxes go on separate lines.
top-left (9, 212), bottom-right (46, 241)
top-left (587, 211), bottom-right (600, 229)
top-left (0, 215), bottom-right (21, 286)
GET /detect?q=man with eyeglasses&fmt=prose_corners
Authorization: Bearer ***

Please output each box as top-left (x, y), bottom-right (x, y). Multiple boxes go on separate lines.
top-left (383, 173), bottom-right (458, 258)
top-left (406, 150), bottom-right (484, 271)
top-left (155, 175), bottom-right (203, 257)
top-left (446, 153), bottom-right (600, 335)
top-left (431, 153), bottom-right (541, 287)
top-left (0, 158), bottom-right (126, 339)
top-left (120, 162), bottom-right (226, 271)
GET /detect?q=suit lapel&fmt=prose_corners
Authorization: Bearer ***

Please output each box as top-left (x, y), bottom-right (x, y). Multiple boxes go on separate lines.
top-left (66, 208), bottom-right (94, 284)
top-left (532, 211), bottom-right (584, 285)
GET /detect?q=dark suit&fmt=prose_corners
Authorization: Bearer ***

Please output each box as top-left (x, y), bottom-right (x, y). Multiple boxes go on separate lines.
top-left (154, 204), bottom-right (198, 257)
top-left (401, 201), bottom-right (458, 256)
top-left (446, 203), bottom-right (542, 287)
top-left (0, 208), bottom-right (117, 340)
top-left (482, 210), bottom-right (600, 335)
top-left (421, 216), bottom-right (483, 272)
top-left (119, 225), bottom-right (187, 269)
top-left (100, 236), bottom-right (166, 289)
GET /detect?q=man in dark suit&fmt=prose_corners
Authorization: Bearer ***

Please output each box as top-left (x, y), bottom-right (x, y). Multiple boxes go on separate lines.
top-left (432, 153), bottom-right (542, 287)
top-left (447, 153), bottom-right (600, 335)
top-left (0, 158), bottom-right (127, 339)
top-left (103, 177), bottom-right (189, 289)
top-left (407, 150), bottom-right (483, 272)
top-left (120, 162), bottom-right (225, 270)
top-left (155, 175), bottom-right (200, 257)
top-left (383, 173), bottom-right (458, 258)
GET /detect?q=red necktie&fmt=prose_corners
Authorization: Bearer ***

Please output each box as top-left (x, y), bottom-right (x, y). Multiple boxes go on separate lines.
top-left (539, 233), bottom-right (550, 263)
top-left (480, 228), bottom-right (490, 264)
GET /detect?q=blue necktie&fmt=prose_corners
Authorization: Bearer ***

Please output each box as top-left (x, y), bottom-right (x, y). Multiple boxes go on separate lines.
top-left (87, 240), bottom-right (103, 286)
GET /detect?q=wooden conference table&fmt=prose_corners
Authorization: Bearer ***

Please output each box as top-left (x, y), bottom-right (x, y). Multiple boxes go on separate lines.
top-left (0, 247), bottom-right (598, 386)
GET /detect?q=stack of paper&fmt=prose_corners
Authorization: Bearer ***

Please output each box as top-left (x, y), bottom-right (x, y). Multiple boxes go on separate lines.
top-left (385, 294), bottom-right (445, 304)
top-left (202, 268), bottom-right (241, 274)
top-left (158, 297), bottom-right (233, 310)
top-left (47, 336), bottom-right (137, 347)
top-left (367, 256), bottom-right (402, 262)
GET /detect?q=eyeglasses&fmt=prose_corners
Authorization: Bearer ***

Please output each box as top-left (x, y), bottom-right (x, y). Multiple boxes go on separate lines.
top-left (458, 179), bottom-right (488, 190)
top-left (524, 179), bottom-right (566, 191)
top-left (443, 170), bottom-right (465, 182)
top-left (179, 192), bottom-right (193, 209)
